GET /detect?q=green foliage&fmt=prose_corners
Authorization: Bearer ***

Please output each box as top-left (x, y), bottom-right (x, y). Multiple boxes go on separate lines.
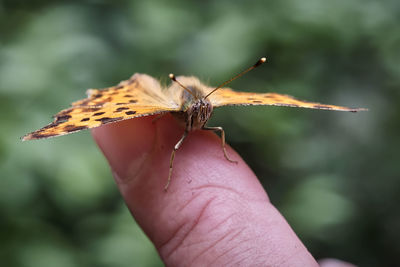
top-left (1, 0), bottom-right (399, 266)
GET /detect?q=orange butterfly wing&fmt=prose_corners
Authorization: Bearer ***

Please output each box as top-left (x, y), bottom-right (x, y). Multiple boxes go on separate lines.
top-left (22, 74), bottom-right (180, 140)
top-left (209, 88), bottom-right (366, 112)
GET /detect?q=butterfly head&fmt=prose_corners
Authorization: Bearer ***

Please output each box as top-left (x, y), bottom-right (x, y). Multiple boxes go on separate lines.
top-left (186, 98), bottom-right (213, 130)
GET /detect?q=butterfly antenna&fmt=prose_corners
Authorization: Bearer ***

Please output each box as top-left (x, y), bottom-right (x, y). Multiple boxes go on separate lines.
top-left (204, 57), bottom-right (267, 99)
top-left (169, 74), bottom-right (198, 99)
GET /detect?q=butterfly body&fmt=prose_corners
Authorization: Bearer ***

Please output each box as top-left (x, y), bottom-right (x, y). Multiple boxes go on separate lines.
top-left (23, 58), bottom-right (366, 189)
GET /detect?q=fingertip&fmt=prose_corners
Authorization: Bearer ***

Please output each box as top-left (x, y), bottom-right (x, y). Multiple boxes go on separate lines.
top-left (90, 112), bottom-right (267, 206)
top-left (91, 112), bottom-right (267, 199)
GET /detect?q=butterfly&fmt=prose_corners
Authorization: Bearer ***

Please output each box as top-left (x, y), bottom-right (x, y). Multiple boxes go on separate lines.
top-left (23, 57), bottom-right (366, 190)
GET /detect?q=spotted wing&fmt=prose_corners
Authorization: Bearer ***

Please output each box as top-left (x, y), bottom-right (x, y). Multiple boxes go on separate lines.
top-left (22, 74), bottom-right (179, 140)
top-left (209, 88), bottom-right (366, 112)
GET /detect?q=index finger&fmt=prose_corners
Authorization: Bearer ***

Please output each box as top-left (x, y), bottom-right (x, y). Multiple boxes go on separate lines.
top-left (91, 114), bottom-right (318, 266)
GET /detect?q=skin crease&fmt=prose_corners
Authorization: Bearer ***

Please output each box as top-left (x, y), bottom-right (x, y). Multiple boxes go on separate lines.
top-left (91, 114), bottom-right (352, 267)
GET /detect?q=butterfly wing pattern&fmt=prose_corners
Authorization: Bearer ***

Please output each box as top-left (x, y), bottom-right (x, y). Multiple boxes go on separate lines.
top-left (23, 72), bottom-right (365, 141)
top-left (209, 88), bottom-right (363, 112)
top-left (23, 60), bottom-right (366, 190)
top-left (22, 74), bottom-right (180, 140)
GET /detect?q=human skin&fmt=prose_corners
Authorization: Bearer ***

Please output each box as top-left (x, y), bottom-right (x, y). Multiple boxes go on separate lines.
top-left (91, 114), bottom-right (351, 267)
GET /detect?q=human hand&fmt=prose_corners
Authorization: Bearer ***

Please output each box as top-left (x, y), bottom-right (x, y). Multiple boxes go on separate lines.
top-left (91, 114), bottom-right (354, 267)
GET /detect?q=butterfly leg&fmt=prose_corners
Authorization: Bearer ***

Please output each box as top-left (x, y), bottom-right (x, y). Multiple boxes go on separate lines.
top-left (165, 130), bottom-right (189, 191)
top-left (203, 126), bottom-right (237, 164)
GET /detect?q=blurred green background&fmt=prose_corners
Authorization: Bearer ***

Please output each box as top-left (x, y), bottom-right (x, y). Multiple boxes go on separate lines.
top-left (1, 0), bottom-right (399, 266)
